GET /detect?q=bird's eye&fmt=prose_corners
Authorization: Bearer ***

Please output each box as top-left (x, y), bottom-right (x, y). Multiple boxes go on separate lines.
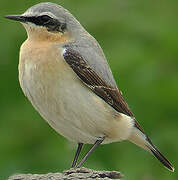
top-left (38, 15), bottom-right (51, 25)
top-left (40, 15), bottom-right (51, 22)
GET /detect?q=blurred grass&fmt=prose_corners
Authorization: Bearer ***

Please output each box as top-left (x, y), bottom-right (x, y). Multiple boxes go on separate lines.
top-left (0, 0), bottom-right (178, 179)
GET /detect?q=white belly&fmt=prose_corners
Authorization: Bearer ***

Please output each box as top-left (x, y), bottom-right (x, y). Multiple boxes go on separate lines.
top-left (19, 45), bottom-right (133, 144)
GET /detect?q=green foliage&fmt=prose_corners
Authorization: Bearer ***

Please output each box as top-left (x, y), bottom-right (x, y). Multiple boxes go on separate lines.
top-left (0, 0), bottom-right (178, 179)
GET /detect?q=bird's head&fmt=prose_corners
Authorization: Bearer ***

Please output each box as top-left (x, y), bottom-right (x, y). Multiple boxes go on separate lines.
top-left (5, 2), bottom-right (84, 41)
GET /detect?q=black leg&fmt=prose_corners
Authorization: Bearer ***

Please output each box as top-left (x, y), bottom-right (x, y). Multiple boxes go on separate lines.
top-left (76, 137), bottom-right (105, 168)
top-left (72, 143), bottom-right (83, 168)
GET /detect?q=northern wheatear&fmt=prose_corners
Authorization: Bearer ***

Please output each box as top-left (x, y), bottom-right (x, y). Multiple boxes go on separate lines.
top-left (6, 2), bottom-right (174, 171)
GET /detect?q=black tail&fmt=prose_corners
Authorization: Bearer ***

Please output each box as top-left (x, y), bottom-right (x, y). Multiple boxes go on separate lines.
top-left (147, 137), bottom-right (174, 172)
top-left (128, 123), bottom-right (174, 172)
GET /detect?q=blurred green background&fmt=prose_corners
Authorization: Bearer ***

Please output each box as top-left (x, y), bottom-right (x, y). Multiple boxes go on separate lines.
top-left (0, 0), bottom-right (178, 179)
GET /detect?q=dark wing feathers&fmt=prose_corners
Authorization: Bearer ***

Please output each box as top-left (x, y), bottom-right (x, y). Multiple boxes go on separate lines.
top-left (63, 48), bottom-right (133, 117)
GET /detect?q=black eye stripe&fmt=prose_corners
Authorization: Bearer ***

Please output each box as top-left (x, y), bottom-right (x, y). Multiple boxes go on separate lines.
top-left (25, 15), bottom-right (67, 33)
top-left (25, 15), bottom-right (55, 26)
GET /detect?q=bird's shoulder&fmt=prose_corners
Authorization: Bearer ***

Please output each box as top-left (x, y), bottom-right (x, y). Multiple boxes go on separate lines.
top-left (63, 38), bottom-right (116, 87)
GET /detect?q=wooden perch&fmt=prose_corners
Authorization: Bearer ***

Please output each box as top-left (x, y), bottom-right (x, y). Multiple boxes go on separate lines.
top-left (8, 167), bottom-right (123, 180)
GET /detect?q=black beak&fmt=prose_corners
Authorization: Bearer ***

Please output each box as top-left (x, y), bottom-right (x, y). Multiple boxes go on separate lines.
top-left (5, 15), bottom-right (26, 22)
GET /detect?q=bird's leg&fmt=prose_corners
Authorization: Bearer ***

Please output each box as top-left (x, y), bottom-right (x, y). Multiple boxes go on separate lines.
top-left (76, 136), bottom-right (105, 168)
top-left (71, 143), bottom-right (83, 168)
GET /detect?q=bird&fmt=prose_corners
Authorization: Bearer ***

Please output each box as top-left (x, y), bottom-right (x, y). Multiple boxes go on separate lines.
top-left (5, 2), bottom-right (174, 171)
